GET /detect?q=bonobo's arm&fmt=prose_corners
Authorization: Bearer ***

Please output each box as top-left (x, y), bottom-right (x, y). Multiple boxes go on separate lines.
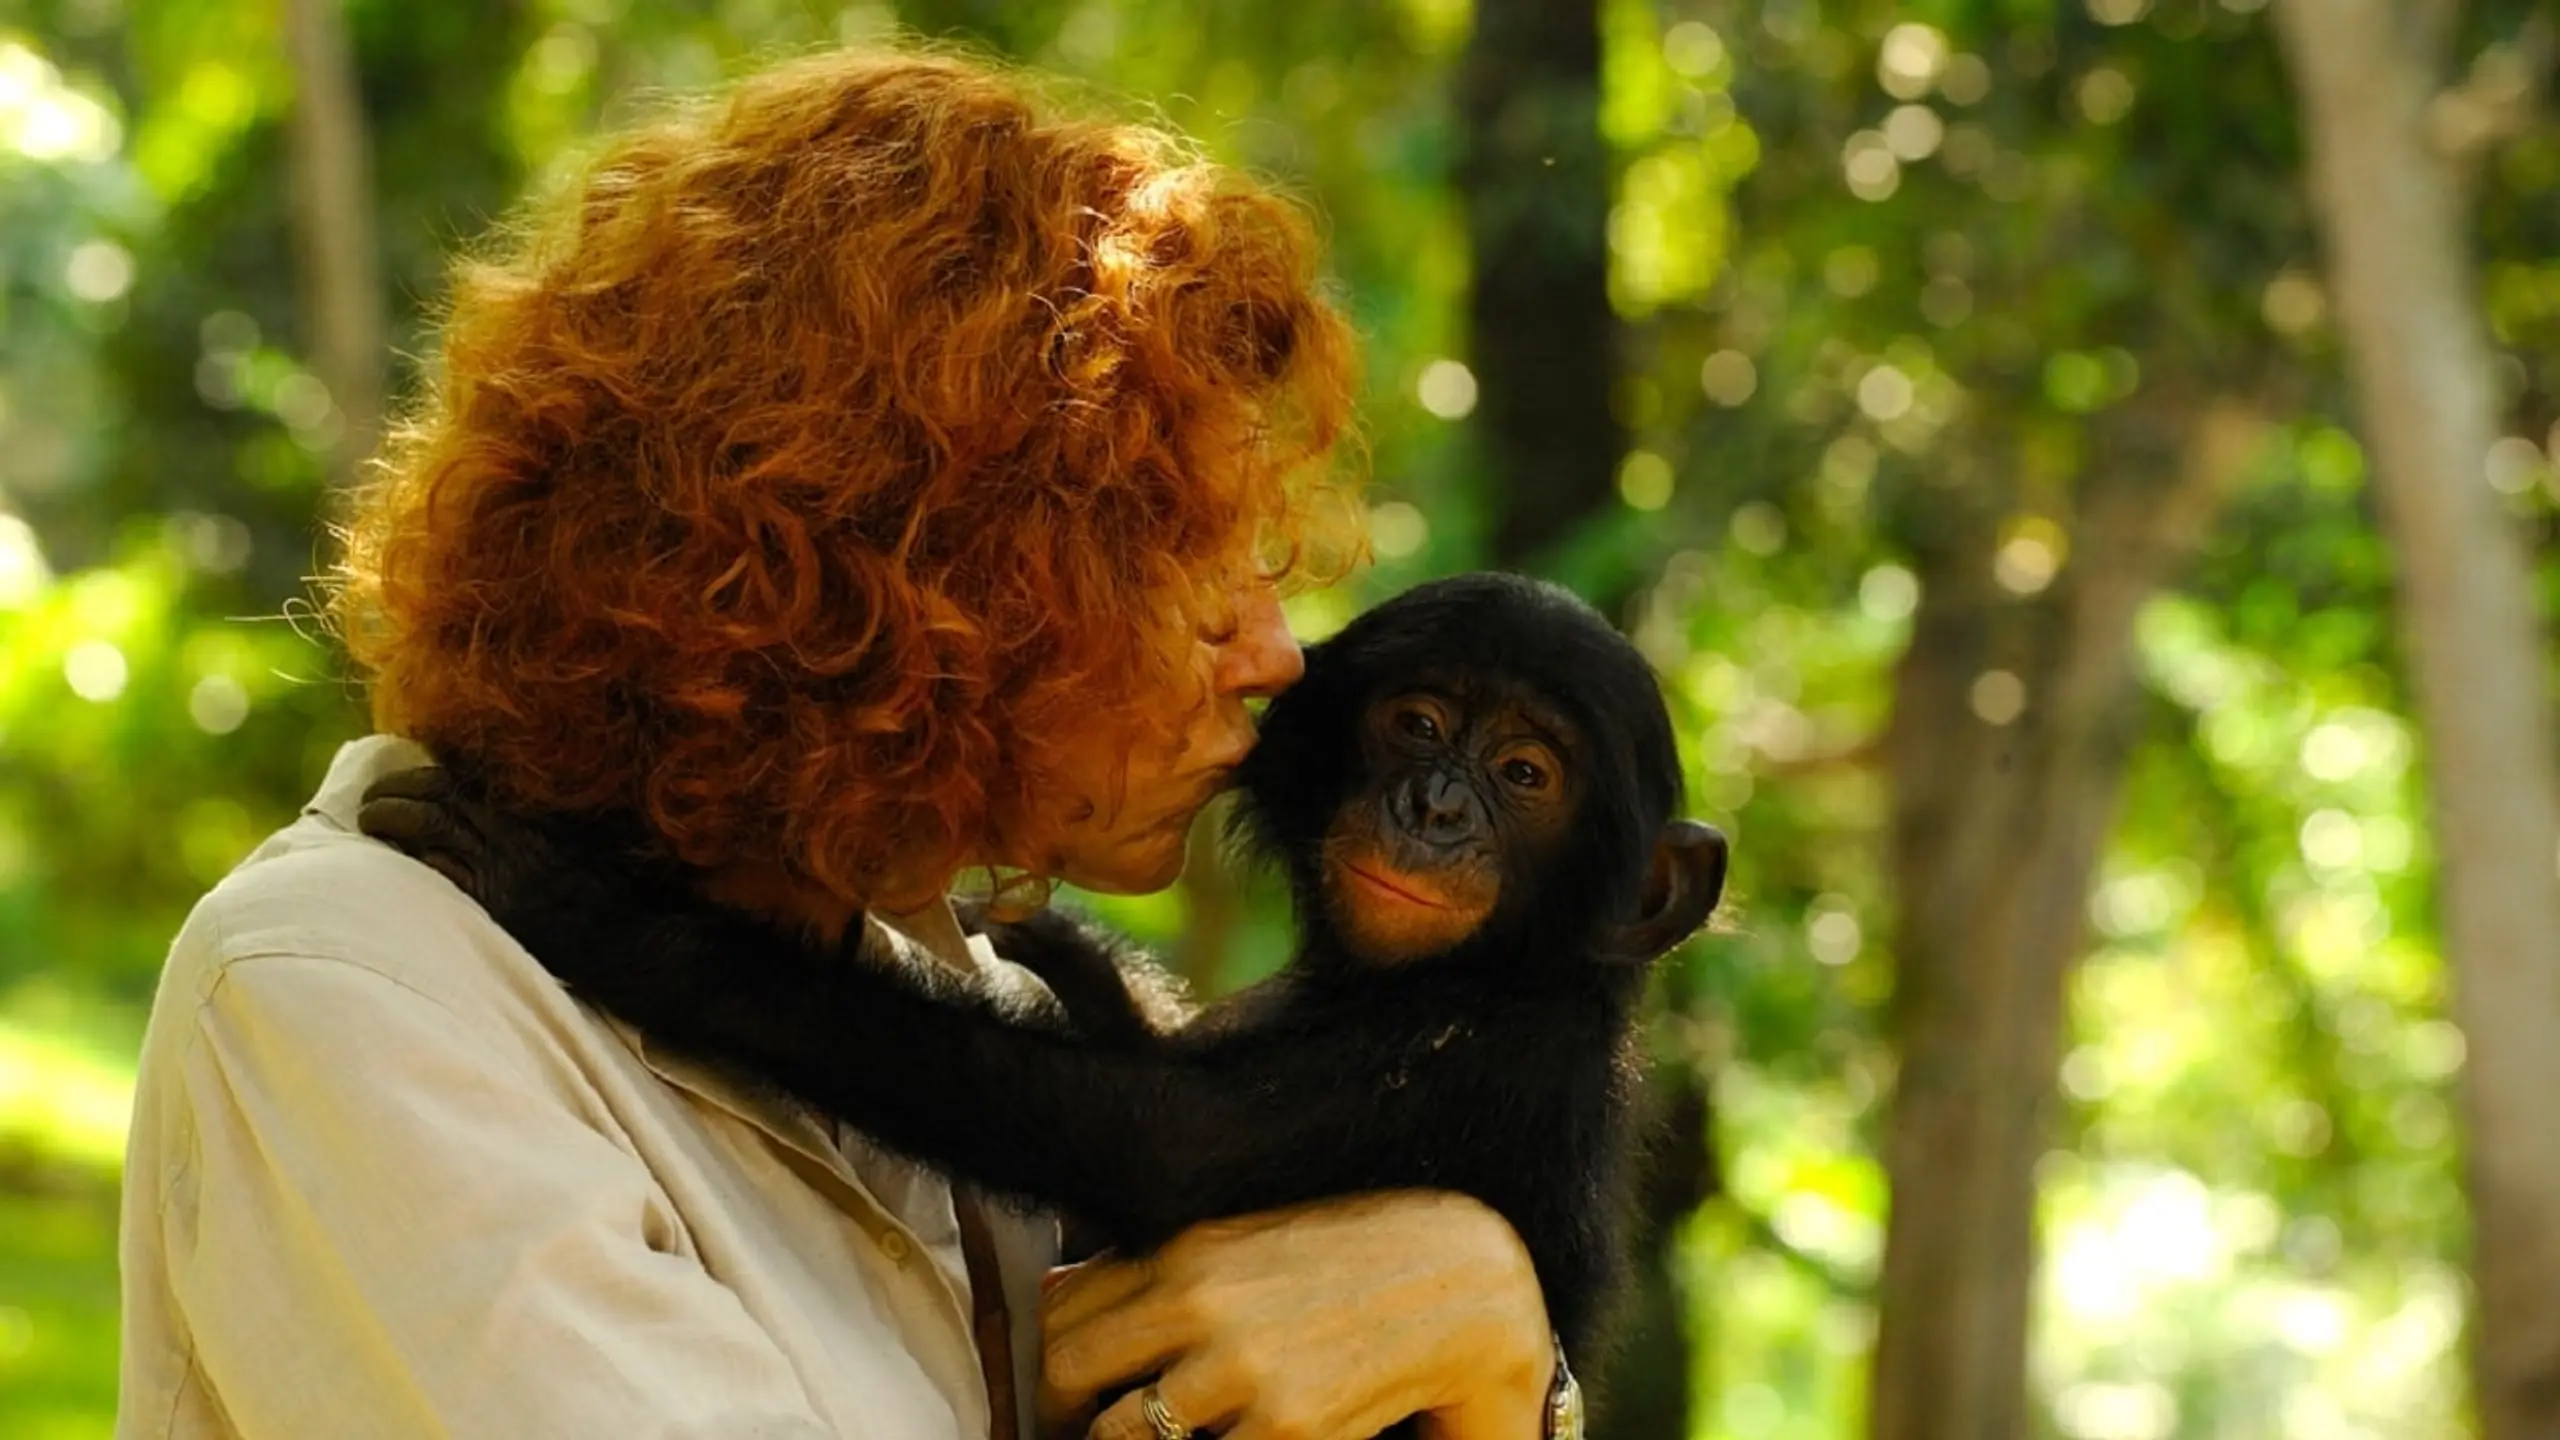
top-left (359, 768), bottom-right (1418, 1247)
top-left (953, 904), bottom-right (1190, 1048)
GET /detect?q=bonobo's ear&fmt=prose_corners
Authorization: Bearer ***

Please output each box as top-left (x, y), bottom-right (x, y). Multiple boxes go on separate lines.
top-left (1607, 820), bottom-right (1729, 962)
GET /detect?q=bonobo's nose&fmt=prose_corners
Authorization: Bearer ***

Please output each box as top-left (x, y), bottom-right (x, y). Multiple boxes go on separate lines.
top-left (1414, 772), bottom-right (1476, 843)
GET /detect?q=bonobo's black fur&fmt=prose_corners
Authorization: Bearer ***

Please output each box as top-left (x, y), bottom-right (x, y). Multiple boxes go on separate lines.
top-left (360, 572), bottom-right (1727, 1377)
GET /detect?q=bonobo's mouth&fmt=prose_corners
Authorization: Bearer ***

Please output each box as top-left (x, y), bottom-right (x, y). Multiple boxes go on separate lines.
top-left (1342, 861), bottom-right (1454, 910)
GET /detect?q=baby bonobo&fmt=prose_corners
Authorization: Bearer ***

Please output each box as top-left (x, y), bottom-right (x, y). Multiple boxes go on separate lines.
top-left (360, 572), bottom-right (1727, 1376)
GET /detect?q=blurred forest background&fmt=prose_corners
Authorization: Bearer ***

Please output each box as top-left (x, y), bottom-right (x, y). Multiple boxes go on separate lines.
top-left (7, 0), bottom-right (2560, 1436)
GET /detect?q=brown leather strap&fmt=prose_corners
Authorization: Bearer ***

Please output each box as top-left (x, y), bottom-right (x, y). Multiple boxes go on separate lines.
top-left (953, 1186), bottom-right (1020, 1440)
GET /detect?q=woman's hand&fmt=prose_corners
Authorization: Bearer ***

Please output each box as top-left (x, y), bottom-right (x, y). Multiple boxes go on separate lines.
top-left (1038, 1191), bottom-right (1553, 1440)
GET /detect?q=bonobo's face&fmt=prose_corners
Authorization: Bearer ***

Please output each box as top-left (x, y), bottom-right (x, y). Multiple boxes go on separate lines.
top-left (1235, 571), bottom-right (1730, 971)
top-left (1321, 677), bottom-right (1581, 962)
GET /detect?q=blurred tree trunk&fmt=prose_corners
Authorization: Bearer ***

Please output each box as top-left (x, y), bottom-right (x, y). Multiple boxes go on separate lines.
top-left (1459, 4), bottom-right (1677, 1433)
top-left (283, 0), bottom-right (385, 486)
top-left (1457, 0), bottom-right (1617, 567)
top-left (2276, 5), bottom-right (2560, 1433)
top-left (1869, 404), bottom-right (2253, 1440)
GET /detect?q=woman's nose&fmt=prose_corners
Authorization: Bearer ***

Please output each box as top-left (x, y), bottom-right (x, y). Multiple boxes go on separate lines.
top-left (1214, 585), bottom-right (1305, 699)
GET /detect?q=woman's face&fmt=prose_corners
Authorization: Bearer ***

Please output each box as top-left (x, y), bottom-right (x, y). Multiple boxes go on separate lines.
top-left (1000, 580), bottom-right (1304, 894)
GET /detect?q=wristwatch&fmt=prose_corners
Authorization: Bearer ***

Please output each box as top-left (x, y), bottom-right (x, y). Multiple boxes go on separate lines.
top-left (1544, 1334), bottom-right (1584, 1440)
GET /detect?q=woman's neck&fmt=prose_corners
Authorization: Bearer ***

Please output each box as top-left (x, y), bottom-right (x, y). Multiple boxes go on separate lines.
top-left (699, 865), bottom-right (867, 946)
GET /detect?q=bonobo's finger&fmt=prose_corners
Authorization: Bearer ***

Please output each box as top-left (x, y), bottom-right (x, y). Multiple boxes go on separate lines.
top-left (356, 784), bottom-right (482, 854)
top-left (360, 764), bottom-right (458, 807)
top-left (359, 767), bottom-right (481, 847)
top-left (412, 849), bottom-right (482, 898)
top-left (356, 793), bottom-right (490, 900)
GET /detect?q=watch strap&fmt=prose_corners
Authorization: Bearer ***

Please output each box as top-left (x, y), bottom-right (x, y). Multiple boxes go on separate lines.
top-left (1544, 1333), bottom-right (1584, 1440)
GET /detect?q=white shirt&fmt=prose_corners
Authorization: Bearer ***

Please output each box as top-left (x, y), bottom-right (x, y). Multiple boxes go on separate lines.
top-left (116, 735), bottom-right (1056, 1438)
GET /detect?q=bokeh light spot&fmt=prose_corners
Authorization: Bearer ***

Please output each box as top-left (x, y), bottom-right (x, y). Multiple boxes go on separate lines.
top-left (1877, 24), bottom-right (1949, 101)
top-left (2300, 809), bottom-right (2364, 873)
top-left (2075, 67), bottom-right (2137, 125)
top-left (65, 640), bottom-right (129, 702)
top-left (189, 673), bottom-right (251, 735)
top-left (1824, 246), bottom-right (1880, 298)
top-left (1415, 359), bottom-right (1478, 420)
top-left (65, 239), bottom-right (134, 302)
top-left (1807, 898), bottom-right (1862, 965)
top-left (0, 513), bottom-right (51, 608)
top-left (1730, 501), bottom-right (1786, 555)
top-left (1618, 452), bottom-right (1675, 511)
top-left (2261, 270), bottom-right (2326, 336)
top-left (1860, 563), bottom-right (1919, 621)
top-left (1940, 53), bottom-right (1993, 106)
top-left (1367, 501), bottom-right (1429, 560)
top-left (1970, 669), bottom-right (2026, 725)
top-left (1883, 104), bottom-right (1944, 161)
top-left (2485, 436), bottom-right (2544, 495)
top-left (1842, 132), bottom-right (1901, 201)
top-left (1857, 364), bottom-right (1915, 422)
top-left (1995, 516), bottom-right (2067, 595)
top-left (1663, 21), bottom-right (1725, 79)
top-left (1700, 349), bottom-right (1758, 406)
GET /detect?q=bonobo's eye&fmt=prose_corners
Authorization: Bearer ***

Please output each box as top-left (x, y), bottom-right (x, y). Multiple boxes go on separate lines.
top-left (1499, 757), bottom-right (1548, 791)
top-left (1396, 708), bottom-right (1442, 742)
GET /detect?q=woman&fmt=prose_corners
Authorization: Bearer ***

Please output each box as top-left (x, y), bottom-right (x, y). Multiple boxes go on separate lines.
top-left (116, 46), bottom-right (1562, 1440)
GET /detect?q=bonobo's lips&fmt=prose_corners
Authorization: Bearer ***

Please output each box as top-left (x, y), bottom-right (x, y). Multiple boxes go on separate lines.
top-left (1343, 861), bottom-right (1453, 910)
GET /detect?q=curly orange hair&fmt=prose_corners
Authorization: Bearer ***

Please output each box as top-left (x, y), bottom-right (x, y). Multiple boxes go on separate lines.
top-left (330, 48), bottom-right (1361, 907)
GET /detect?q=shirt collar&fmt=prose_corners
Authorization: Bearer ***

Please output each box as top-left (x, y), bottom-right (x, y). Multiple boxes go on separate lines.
top-left (303, 733), bottom-right (436, 829)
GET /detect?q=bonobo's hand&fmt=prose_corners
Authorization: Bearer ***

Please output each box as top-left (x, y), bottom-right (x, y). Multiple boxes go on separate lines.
top-left (356, 764), bottom-right (833, 1057)
top-left (357, 766), bottom-right (672, 979)
top-left (362, 766), bottom-right (528, 908)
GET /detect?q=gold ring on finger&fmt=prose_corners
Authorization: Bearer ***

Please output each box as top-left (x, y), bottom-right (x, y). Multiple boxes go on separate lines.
top-left (1139, 1383), bottom-right (1188, 1440)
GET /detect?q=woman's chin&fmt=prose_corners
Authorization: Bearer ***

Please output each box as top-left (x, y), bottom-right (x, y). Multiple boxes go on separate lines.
top-left (1051, 830), bottom-right (1193, 897)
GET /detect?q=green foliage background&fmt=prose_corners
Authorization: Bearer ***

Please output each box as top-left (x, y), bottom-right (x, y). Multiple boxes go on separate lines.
top-left (3, 0), bottom-right (2558, 1435)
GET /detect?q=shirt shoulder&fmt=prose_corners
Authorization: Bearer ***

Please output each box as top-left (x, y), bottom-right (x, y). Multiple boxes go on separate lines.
top-left (158, 795), bottom-right (582, 1063)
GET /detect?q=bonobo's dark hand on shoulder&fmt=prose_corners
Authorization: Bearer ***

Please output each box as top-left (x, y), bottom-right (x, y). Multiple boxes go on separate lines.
top-left (358, 766), bottom-right (649, 927)
top-left (355, 765), bottom-right (812, 1023)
